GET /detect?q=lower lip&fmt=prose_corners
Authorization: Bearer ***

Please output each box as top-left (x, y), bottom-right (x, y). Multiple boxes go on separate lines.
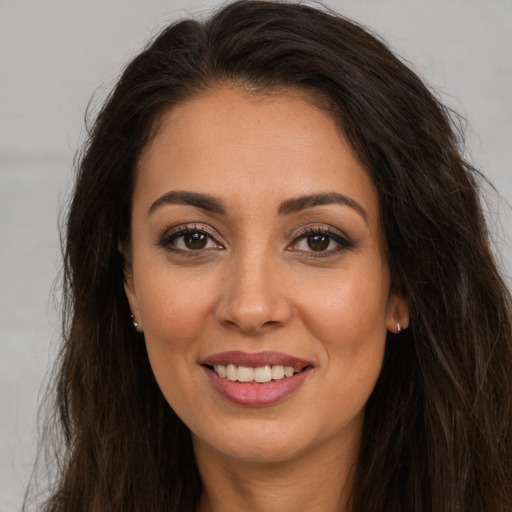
top-left (204, 366), bottom-right (313, 407)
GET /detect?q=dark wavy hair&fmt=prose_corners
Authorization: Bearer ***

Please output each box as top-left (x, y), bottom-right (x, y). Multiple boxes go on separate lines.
top-left (30, 1), bottom-right (512, 510)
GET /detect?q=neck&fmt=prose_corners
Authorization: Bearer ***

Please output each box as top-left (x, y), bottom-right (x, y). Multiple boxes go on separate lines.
top-left (194, 434), bottom-right (358, 512)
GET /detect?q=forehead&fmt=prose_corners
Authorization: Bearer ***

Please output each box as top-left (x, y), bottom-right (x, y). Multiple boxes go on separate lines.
top-left (135, 86), bottom-right (380, 227)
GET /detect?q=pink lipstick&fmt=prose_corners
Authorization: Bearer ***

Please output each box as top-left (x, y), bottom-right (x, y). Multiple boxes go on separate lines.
top-left (202, 351), bottom-right (314, 407)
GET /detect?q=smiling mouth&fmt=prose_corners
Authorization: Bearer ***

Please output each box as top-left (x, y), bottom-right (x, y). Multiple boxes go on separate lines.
top-left (202, 352), bottom-right (314, 405)
top-left (206, 364), bottom-right (307, 383)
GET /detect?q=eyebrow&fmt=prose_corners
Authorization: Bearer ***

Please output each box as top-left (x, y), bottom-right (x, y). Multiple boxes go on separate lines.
top-left (278, 192), bottom-right (367, 221)
top-left (148, 190), bottom-right (367, 221)
top-left (148, 191), bottom-right (226, 216)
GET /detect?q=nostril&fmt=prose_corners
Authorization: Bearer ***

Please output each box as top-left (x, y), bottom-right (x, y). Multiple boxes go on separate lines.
top-left (214, 267), bottom-right (293, 333)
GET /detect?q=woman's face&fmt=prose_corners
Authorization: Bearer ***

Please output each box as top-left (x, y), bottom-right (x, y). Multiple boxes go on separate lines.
top-left (124, 87), bottom-right (408, 466)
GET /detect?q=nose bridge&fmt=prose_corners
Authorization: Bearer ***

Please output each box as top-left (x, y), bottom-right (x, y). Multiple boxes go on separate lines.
top-left (216, 240), bottom-right (291, 333)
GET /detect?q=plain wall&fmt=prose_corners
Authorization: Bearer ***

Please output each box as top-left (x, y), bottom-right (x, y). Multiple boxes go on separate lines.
top-left (1, 0), bottom-right (510, 509)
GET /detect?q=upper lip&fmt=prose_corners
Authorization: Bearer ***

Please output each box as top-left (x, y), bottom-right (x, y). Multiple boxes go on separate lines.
top-left (202, 351), bottom-right (314, 368)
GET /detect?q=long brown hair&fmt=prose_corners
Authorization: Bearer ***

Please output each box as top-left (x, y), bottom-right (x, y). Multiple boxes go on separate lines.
top-left (30, 1), bottom-right (512, 510)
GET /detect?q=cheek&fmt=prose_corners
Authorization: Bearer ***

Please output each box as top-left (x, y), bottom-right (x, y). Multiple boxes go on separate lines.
top-left (308, 267), bottom-right (389, 419)
top-left (135, 265), bottom-right (218, 348)
top-left (299, 263), bottom-right (390, 348)
top-left (133, 269), bottom-right (218, 414)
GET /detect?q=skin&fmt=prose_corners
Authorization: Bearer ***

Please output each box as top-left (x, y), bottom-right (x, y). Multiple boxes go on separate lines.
top-left (124, 86), bottom-right (409, 512)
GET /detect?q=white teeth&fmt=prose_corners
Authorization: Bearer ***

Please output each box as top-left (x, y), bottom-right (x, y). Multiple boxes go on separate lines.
top-left (284, 366), bottom-right (294, 377)
top-left (271, 365), bottom-right (285, 379)
top-left (226, 364), bottom-right (237, 381)
top-left (254, 365), bottom-right (272, 383)
top-left (212, 364), bottom-right (303, 382)
top-left (237, 366), bottom-right (254, 382)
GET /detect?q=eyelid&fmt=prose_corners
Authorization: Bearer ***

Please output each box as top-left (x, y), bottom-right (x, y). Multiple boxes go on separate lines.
top-left (288, 223), bottom-right (355, 254)
top-left (157, 223), bottom-right (224, 252)
top-left (292, 223), bottom-right (351, 241)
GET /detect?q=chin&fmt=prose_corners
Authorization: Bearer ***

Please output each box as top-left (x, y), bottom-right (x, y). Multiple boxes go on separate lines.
top-left (191, 409), bottom-right (362, 467)
top-left (193, 430), bottom-right (308, 465)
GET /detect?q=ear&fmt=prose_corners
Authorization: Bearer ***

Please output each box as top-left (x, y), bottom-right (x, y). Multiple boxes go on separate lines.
top-left (386, 291), bottom-right (410, 334)
top-left (118, 241), bottom-right (143, 333)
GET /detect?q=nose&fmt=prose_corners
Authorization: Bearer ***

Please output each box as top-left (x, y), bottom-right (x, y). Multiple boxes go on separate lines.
top-left (215, 248), bottom-right (293, 335)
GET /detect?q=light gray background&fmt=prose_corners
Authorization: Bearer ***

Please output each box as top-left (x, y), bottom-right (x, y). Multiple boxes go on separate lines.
top-left (1, 1), bottom-right (511, 510)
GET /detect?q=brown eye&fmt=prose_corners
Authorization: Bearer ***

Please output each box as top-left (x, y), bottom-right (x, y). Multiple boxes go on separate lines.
top-left (184, 232), bottom-right (208, 250)
top-left (290, 227), bottom-right (354, 256)
top-left (307, 234), bottom-right (330, 251)
top-left (159, 226), bottom-right (223, 253)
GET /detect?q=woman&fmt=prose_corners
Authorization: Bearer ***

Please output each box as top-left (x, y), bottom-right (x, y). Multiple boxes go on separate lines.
top-left (32, 1), bottom-right (512, 510)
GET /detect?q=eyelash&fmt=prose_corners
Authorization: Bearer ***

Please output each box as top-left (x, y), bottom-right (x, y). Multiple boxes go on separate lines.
top-left (157, 224), bottom-right (354, 257)
top-left (289, 226), bottom-right (354, 257)
top-left (158, 224), bottom-right (223, 255)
